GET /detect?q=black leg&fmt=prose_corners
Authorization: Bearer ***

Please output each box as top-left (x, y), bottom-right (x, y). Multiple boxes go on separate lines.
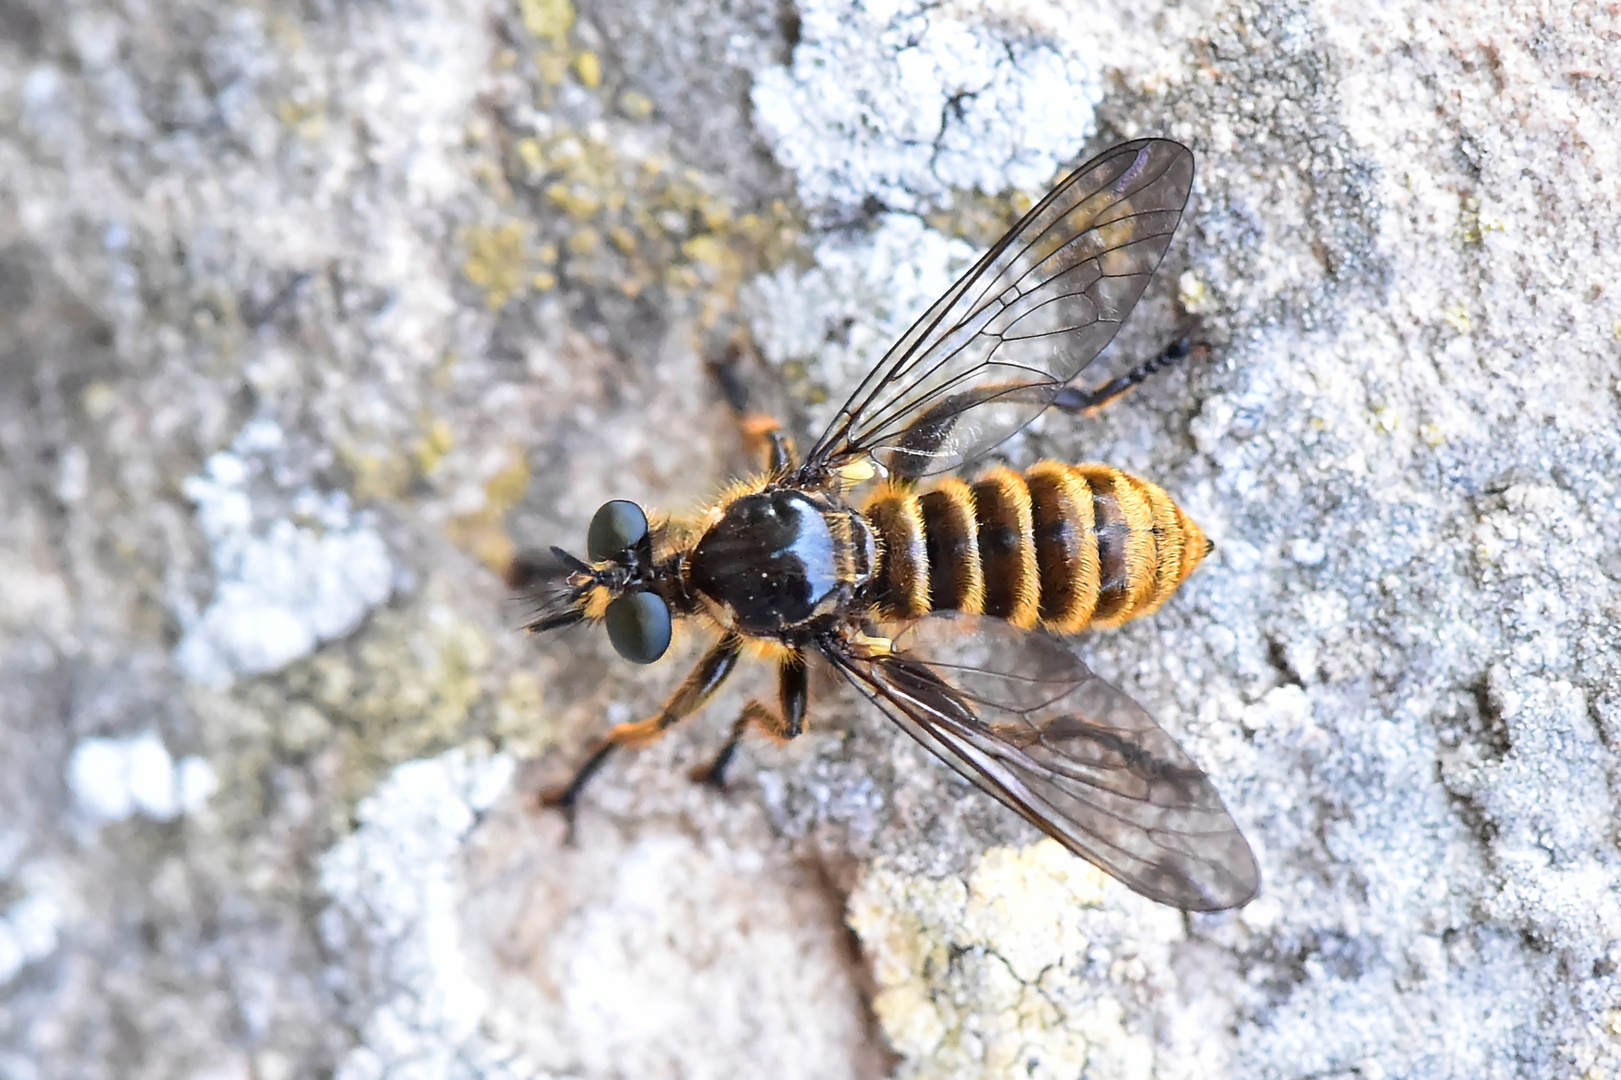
top-left (541, 635), bottom-right (745, 818)
top-left (709, 332), bottom-right (798, 474)
top-left (708, 334), bottom-right (755, 415)
top-left (740, 416), bottom-right (797, 474)
top-left (691, 653), bottom-right (808, 788)
top-left (1051, 336), bottom-right (1208, 414)
top-left (882, 334), bottom-right (1209, 484)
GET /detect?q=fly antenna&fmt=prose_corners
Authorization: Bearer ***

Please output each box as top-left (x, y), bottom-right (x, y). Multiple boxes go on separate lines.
top-left (550, 546), bottom-right (593, 573)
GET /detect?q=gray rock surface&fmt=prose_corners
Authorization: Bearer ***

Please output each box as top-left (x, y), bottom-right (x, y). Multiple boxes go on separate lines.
top-left (2, 0), bottom-right (1618, 1077)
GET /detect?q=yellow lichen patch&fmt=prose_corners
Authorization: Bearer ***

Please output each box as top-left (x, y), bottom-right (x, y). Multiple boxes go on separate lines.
top-left (847, 872), bottom-right (964, 1058)
top-left (413, 417), bottom-right (456, 475)
top-left (483, 120), bottom-right (804, 330)
top-left (516, 137), bottom-right (547, 173)
top-left (82, 381), bottom-right (115, 420)
top-left (275, 98), bottom-right (327, 140)
top-left (682, 234), bottom-right (728, 266)
top-left (483, 455), bottom-right (531, 509)
top-left (342, 445), bottom-right (415, 502)
top-left (961, 840), bottom-right (1107, 984)
top-left (1458, 194), bottom-right (1508, 244)
top-left (445, 450), bottom-right (531, 574)
top-left (924, 188), bottom-right (1038, 251)
top-left (547, 181), bottom-right (603, 220)
top-left (567, 228), bottom-right (600, 255)
top-left (462, 0), bottom-right (808, 330)
top-left (618, 90), bottom-right (653, 119)
top-left (847, 840), bottom-right (1152, 1080)
top-left (286, 601), bottom-right (495, 798)
top-left (267, 13), bottom-right (306, 49)
top-left (536, 50), bottom-right (570, 86)
top-left (1178, 269), bottom-right (1215, 315)
top-left (492, 670), bottom-right (554, 756)
top-left (1441, 304), bottom-right (1472, 334)
top-left (462, 222), bottom-right (531, 309)
top-left (518, 0), bottom-right (573, 42)
top-left (452, 519), bottom-right (517, 574)
top-left (573, 49), bottom-right (602, 88)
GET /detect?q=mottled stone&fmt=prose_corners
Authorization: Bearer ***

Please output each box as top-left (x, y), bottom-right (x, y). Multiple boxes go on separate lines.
top-left (2, 0), bottom-right (1618, 1076)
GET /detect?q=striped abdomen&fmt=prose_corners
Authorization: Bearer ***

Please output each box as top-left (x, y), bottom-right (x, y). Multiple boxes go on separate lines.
top-left (863, 463), bottom-right (1210, 633)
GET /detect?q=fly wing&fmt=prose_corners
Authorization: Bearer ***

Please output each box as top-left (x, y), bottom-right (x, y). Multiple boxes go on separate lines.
top-left (801, 139), bottom-right (1194, 481)
top-left (830, 616), bottom-right (1257, 911)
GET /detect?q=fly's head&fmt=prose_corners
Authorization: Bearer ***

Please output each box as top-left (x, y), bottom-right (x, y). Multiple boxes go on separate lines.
top-left (508, 499), bottom-right (673, 664)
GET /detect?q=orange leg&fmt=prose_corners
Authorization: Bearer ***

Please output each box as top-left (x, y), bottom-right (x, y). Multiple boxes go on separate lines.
top-left (709, 332), bottom-right (797, 474)
top-left (739, 414), bottom-right (797, 474)
top-left (691, 653), bottom-right (808, 788)
top-left (542, 634), bottom-right (744, 816)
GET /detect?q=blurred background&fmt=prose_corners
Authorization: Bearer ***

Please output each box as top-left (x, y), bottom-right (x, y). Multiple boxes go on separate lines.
top-left (1, 0), bottom-right (1619, 1076)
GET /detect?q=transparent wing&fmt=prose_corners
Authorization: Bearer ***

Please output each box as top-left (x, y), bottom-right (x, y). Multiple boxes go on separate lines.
top-left (827, 616), bottom-right (1257, 911)
top-left (801, 139), bottom-right (1195, 481)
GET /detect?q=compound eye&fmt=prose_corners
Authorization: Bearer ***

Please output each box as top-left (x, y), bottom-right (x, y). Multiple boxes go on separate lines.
top-left (604, 591), bottom-right (672, 665)
top-left (587, 500), bottom-right (649, 562)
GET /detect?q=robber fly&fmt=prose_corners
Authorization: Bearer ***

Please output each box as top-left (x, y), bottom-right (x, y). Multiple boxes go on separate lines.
top-left (512, 139), bottom-right (1259, 912)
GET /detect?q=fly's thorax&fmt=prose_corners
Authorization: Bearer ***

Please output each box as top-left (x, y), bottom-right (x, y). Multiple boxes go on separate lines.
top-left (686, 487), bottom-right (873, 637)
top-left (862, 462), bottom-right (1210, 633)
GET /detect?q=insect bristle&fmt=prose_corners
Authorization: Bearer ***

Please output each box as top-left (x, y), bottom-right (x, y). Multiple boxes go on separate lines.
top-left (507, 548), bottom-right (589, 634)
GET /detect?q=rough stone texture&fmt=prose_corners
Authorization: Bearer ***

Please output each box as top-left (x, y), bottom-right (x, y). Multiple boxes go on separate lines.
top-left (2, 0), bottom-right (1618, 1078)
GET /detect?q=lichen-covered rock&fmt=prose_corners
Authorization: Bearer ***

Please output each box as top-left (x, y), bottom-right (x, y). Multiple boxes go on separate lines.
top-left (847, 841), bottom-right (1170, 1080)
top-left (2, 0), bottom-right (1618, 1077)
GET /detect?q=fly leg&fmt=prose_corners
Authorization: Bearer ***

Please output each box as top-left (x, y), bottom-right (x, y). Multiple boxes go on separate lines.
top-left (691, 652), bottom-right (808, 789)
top-left (1051, 335), bottom-right (1209, 415)
top-left (542, 634), bottom-right (745, 826)
top-left (882, 335), bottom-right (1209, 482)
top-left (710, 332), bottom-right (797, 474)
top-left (740, 416), bottom-right (797, 474)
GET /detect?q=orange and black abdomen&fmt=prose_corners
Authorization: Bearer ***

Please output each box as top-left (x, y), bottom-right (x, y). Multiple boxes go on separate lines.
top-left (863, 463), bottom-right (1210, 633)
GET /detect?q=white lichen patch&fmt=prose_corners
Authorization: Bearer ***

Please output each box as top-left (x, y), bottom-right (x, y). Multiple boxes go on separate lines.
top-left (0, 846), bottom-right (76, 990)
top-left (321, 749), bottom-right (876, 1079)
top-left (173, 419), bottom-right (396, 688)
top-left (320, 748), bottom-right (527, 1080)
top-left (744, 212), bottom-right (975, 433)
top-left (0, 891), bottom-right (62, 988)
top-left (751, 0), bottom-right (1103, 211)
top-left (66, 732), bottom-right (218, 823)
top-left (848, 838), bottom-right (1158, 1079)
top-left (519, 830), bottom-right (873, 1077)
top-left (1447, 667), bottom-right (1621, 946)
